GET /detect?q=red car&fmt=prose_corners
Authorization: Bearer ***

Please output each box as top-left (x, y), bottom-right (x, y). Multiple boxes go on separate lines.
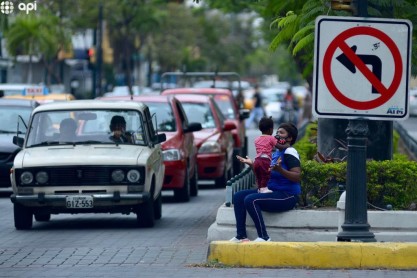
top-left (163, 94), bottom-right (236, 188)
top-left (162, 88), bottom-right (249, 174)
top-left (97, 95), bottom-right (201, 202)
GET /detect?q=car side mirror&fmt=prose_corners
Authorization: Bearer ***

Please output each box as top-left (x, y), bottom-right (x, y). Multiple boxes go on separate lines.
top-left (13, 136), bottom-right (24, 148)
top-left (239, 109), bottom-right (250, 120)
top-left (223, 120), bottom-right (237, 131)
top-left (184, 122), bottom-right (202, 133)
top-left (156, 133), bottom-right (166, 144)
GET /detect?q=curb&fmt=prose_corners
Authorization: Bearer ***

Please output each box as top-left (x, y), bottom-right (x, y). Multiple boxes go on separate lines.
top-left (207, 241), bottom-right (417, 269)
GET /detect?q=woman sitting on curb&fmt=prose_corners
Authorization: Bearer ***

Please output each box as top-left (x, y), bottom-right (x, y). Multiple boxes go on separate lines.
top-left (231, 122), bottom-right (301, 242)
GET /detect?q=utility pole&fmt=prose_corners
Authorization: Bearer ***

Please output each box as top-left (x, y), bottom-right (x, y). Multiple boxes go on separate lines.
top-left (95, 2), bottom-right (104, 98)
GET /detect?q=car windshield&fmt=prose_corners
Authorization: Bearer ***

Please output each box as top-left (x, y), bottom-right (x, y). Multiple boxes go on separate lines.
top-left (213, 95), bottom-right (236, 120)
top-left (25, 109), bottom-right (145, 147)
top-left (0, 106), bottom-right (33, 133)
top-left (146, 102), bottom-right (177, 132)
top-left (181, 102), bottom-right (216, 129)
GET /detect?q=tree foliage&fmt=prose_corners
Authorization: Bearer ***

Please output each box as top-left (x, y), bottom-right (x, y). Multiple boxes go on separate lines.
top-left (201, 0), bottom-right (417, 84)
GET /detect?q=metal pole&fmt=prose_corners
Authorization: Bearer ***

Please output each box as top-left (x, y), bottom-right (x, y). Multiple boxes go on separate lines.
top-left (337, 0), bottom-right (375, 242)
top-left (337, 120), bottom-right (375, 241)
top-left (95, 2), bottom-right (103, 98)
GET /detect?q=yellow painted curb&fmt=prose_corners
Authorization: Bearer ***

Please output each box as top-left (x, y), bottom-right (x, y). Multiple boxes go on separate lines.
top-left (207, 241), bottom-right (417, 269)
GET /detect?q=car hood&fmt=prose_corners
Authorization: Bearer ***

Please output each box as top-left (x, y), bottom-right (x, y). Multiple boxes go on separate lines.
top-left (14, 145), bottom-right (146, 168)
top-left (192, 129), bottom-right (220, 147)
top-left (0, 134), bottom-right (19, 153)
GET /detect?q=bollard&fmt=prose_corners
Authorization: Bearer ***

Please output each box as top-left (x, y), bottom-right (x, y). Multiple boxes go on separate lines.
top-left (225, 180), bottom-right (232, 207)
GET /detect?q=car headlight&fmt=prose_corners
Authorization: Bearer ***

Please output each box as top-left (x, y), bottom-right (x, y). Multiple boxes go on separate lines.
top-left (20, 171), bottom-right (34, 185)
top-left (127, 169), bottom-right (140, 183)
top-left (111, 169), bottom-right (125, 183)
top-left (162, 149), bottom-right (181, 161)
top-left (35, 171), bottom-right (49, 184)
top-left (198, 141), bottom-right (221, 154)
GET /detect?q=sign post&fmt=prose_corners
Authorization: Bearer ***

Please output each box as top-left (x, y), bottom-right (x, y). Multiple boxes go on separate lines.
top-left (313, 1), bottom-right (412, 242)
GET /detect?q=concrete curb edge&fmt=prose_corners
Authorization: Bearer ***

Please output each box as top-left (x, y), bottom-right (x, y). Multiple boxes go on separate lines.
top-left (207, 241), bottom-right (417, 270)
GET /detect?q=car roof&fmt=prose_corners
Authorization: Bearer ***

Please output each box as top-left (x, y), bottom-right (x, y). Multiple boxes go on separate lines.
top-left (165, 94), bottom-right (210, 103)
top-left (0, 98), bottom-right (39, 107)
top-left (33, 99), bottom-right (148, 112)
top-left (162, 87), bottom-right (232, 96)
top-left (98, 94), bottom-right (172, 103)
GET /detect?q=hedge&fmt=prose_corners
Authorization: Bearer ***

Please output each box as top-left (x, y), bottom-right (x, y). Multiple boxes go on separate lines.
top-left (294, 122), bottom-right (417, 210)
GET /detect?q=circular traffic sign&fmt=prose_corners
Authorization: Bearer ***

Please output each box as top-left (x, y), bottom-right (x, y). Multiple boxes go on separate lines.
top-left (323, 26), bottom-right (402, 110)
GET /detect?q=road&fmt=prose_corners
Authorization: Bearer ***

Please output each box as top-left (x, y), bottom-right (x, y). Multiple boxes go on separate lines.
top-left (0, 122), bottom-right (416, 277)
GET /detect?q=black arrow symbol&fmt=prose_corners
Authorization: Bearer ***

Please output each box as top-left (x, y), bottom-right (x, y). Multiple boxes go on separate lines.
top-left (336, 45), bottom-right (382, 94)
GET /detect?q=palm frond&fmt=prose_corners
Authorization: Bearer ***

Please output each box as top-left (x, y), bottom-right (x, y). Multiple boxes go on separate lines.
top-left (293, 32), bottom-right (314, 56)
top-left (292, 24), bottom-right (315, 44)
top-left (277, 13), bottom-right (298, 29)
top-left (300, 6), bottom-right (326, 27)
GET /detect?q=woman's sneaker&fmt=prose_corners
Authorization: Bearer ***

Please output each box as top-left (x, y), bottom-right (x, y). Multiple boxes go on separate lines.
top-left (229, 237), bottom-right (250, 243)
top-left (253, 237), bottom-right (271, 242)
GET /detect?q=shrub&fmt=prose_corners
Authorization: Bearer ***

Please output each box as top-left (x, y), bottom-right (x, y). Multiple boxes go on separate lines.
top-left (295, 122), bottom-right (417, 210)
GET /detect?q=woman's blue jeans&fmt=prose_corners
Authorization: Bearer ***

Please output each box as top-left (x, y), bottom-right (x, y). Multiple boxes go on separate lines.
top-left (233, 189), bottom-right (298, 239)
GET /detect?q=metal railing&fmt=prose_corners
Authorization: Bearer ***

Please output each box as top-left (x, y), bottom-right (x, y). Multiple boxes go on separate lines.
top-left (225, 166), bottom-right (255, 207)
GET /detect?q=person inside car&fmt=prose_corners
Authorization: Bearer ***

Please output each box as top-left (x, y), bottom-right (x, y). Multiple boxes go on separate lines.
top-left (59, 118), bottom-right (77, 142)
top-left (109, 115), bottom-right (133, 143)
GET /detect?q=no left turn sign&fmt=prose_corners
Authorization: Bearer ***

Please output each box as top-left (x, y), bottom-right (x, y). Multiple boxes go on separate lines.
top-left (312, 16), bottom-right (412, 120)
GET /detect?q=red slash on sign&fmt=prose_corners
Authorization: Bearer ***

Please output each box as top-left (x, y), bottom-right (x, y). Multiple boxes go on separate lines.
top-left (323, 26), bottom-right (402, 110)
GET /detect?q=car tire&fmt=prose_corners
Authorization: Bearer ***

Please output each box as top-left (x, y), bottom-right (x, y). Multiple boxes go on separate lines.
top-left (14, 203), bottom-right (33, 230)
top-left (174, 165), bottom-right (191, 202)
top-left (190, 165), bottom-right (199, 197)
top-left (215, 161), bottom-right (228, 188)
top-left (233, 149), bottom-right (243, 175)
top-left (136, 196), bottom-right (155, 228)
top-left (153, 192), bottom-right (162, 220)
top-left (34, 213), bottom-right (51, 222)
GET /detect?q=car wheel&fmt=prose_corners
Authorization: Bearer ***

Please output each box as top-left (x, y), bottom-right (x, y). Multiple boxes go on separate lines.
top-left (227, 163), bottom-right (234, 182)
top-left (190, 165), bottom-right (199, 197)
top-left (233, 149), bottom-right (243, 175)
top-left (153, 192), bottom-right (162, 220)
top-left (174, 165), bottom-right (191, 202)
top-left (34, 213), bottom-right (51, 222)
top-left (136, 196), bottom-right (155, 228)
top-left (215, 160), bottom-right (228, 188)
top-left (14, 203), bottom-right (33, 230)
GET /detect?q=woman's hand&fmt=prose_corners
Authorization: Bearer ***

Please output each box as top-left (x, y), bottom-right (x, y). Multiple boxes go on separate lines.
top-left (236, 155), bottom-right (253, 166)
top-left (270, 157), bottom-right (282, 172)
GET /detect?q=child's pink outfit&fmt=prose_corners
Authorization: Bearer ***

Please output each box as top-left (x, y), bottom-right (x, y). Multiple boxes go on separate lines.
top-left (253, 135), bottom-right (277, 193)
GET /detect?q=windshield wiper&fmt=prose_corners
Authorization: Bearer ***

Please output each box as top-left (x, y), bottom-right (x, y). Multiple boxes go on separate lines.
top-left (0, 129), bottom-right (15, 134)
top-left (73, 140), bottom-right (102, 145)
top-left (29, 141), bottom-right (60, 147)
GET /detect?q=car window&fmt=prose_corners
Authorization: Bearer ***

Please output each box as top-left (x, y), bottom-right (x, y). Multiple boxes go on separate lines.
top-left (213, 95), bottom-right (236, 120)
top-left (0, 106), bottom-right (33, 133)
top-left (181, 102), bottom-right (216, 129)
top-left (146, 102), bottom-right (177, 132)
top-left (26, 109), bottom-right (145, 147)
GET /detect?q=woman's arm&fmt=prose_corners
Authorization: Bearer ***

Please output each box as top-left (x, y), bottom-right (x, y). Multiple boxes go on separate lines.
top-left (236, 155), bottom-right (254, 170)
top-left (270, 157), bottom-right (301, 183)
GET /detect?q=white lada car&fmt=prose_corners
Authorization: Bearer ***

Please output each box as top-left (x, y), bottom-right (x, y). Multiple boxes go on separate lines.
top-left (10, 100), bottom-right (166, 229)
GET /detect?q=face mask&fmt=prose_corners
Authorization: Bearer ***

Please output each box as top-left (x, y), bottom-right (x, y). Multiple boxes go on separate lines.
top-left (275, 135), bottom-right (287, 145)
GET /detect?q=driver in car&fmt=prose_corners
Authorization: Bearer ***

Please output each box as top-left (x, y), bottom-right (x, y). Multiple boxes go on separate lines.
top-left (109, 115), bottom-right (133, 143)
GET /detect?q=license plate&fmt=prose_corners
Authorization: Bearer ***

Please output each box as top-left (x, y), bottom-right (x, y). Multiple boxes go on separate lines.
top-left (66, 196), bottom-right (93, 208)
